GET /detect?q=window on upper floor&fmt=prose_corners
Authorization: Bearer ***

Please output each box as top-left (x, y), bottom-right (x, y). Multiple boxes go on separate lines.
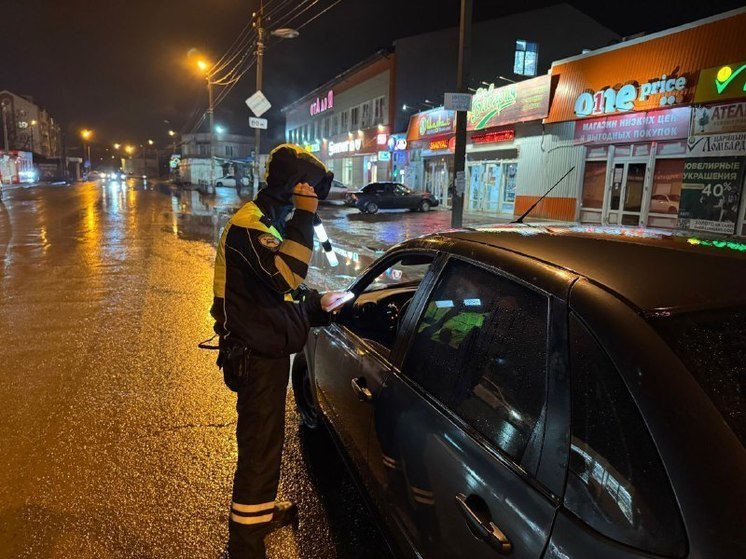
top-left (225, 145), bottom-right (234, 157)
top-left (350, 106), bottom-right (360, 129)
top-left (361, 101), bottom-right (372, 128)
top-left (373, 97), bottom-right (385, 125)
top-left (340, 110), bottom-right (349, 132)
top-left (514, 40), bottom-right (538, 77)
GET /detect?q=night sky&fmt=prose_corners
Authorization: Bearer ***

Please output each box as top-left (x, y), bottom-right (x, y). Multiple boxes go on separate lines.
top-left (1, 0), bottom-right (742, 150)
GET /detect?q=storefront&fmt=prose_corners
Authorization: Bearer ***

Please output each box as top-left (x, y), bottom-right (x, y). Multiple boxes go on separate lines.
top-left (313, 126), bottom-right (391, 188)
top-left (546, 8), bottom-right (746, 235)
top-left (464, 75), bottom-right (551, 216)
top-left (405, 108), bottom-right (456, 207)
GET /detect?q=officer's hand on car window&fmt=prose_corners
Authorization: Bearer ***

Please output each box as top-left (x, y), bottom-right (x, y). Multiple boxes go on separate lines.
top-left (293, 182), bottom-right (318, 214)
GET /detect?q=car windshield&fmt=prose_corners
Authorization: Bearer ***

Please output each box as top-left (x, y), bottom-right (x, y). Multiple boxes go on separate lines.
top-left (653, 307), bottom-right (745, 445)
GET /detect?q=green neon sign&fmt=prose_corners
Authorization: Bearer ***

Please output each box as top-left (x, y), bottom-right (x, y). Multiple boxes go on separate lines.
top-left (715, 64), bottom-right (746, 94)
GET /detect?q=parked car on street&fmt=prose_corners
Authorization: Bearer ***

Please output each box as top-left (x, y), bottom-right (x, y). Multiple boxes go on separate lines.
top-left (41, 176), bottom-right (74, 186)
top-left (215, 175), bottom-right (249, 188)
top-left (321, 179), bottom-right (351, 204)
top-left (346, 182), bottom-right (438, 214)
top-left (293, 225), bottom-right (746, 559)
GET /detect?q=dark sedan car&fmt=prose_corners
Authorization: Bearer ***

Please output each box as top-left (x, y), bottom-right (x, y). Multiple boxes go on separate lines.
top-left (292, 226), bottom-right (745, 559)
top-left (346, 181), bottom-right (439, 214)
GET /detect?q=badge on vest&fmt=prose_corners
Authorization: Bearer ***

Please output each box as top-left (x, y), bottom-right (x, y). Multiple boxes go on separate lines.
top-left (258, 234), bottom-right (281, 251)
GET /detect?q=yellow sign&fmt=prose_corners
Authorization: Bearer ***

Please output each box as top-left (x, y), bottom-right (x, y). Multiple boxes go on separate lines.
top-left (695, 61), bottom-right (746, 103)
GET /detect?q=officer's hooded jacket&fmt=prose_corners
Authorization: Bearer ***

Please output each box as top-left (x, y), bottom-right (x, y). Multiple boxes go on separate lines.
top-left (211, 144), bottom-right (331, 357)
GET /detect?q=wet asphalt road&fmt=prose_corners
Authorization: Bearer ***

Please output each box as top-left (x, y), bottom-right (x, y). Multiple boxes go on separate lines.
top-left (0, 180), bottom-right (495, 558)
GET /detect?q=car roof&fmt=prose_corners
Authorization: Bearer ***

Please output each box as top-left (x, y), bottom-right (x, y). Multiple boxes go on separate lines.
top-left (415, 225), bottom-right (746, 314)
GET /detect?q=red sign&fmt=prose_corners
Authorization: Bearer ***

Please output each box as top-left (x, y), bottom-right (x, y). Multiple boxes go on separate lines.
top-left (574, 106), bottom-right (691, 145)
top-left (472, 129), bottom-right (515, 144)
top-left (428, 137), bottom-right (456, 152)
top-left (310, 90), bottom-right (334, 116)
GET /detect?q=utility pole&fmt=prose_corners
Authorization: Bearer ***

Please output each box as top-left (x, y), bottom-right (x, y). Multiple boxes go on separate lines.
top-left (254, 0), bottom-right (265, 193)
top-left (207, 77), bottom-right (215, 193)
top-left (451, 0), bottom-right (472, 228)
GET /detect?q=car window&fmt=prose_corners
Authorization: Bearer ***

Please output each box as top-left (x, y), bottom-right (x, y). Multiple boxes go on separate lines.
top-left (383, 184), bottom-right (394, 193)
top-left (652, 306), bottom-right (745, 445)
top-left (364, 260), bottom-right (432, 292)
top-left (362, 183), bottom-right (376, 193)
top-left (565, 315), bottom-right (686, 557)
top-left (403, 259), bottom-right (549, 464)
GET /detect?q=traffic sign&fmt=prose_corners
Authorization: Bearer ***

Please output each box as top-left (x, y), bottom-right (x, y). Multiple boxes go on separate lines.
top-left (249, 117), bottom-right (268, 130)
top-left (245, 90), bottom-right (272, 117)
top-left (444, 92), bottom-right (473, 112)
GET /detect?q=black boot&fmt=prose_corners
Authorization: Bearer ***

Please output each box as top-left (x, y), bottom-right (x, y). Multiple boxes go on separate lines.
top-left (267, 501), bottom-right (298, 531)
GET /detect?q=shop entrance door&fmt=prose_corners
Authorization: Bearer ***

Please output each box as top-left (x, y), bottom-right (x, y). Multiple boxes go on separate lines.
top-left (605, 162), bottom-right (647, 226)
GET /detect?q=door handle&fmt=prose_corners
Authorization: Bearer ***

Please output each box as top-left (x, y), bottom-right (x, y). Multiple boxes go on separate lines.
top-left (351, 376), bottom-right (374, 403)
top-left (456, 493), bottom-right (512, 554)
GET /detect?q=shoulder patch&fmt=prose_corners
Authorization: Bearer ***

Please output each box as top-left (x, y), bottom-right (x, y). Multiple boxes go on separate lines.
top-left (258, 234), bottom-right (281, 250)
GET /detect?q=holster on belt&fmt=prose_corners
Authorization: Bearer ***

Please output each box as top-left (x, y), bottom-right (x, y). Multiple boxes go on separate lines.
top-left (218, 339), bottom-right (252, 392)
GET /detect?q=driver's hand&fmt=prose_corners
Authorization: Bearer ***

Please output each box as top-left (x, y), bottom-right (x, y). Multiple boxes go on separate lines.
top-left (320, 291), bottom-right (350, 313)
top-left (292, 182), bottom-right (318, 213)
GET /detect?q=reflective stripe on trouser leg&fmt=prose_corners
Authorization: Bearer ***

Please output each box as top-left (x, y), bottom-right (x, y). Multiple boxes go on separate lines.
top-left (228, 354), bottom-right (291, 559)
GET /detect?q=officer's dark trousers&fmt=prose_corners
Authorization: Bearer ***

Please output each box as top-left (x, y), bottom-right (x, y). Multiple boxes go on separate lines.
top-left (227, 353), bottom-right (290, 559)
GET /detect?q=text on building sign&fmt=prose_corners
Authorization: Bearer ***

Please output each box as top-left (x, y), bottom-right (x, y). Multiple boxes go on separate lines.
top-left (575, 74), bottom-right (688, 117)
top-left (310, 90), bottom-right (334, 116)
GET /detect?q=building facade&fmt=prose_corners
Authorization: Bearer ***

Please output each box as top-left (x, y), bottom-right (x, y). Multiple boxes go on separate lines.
top-left (178, 132), bottom-right (255, 187)
top-left (532, 7), bottom-right (746, 237)
top-left (0, 90), bottom-right (61, 159)
top-left (283, 51), bottom-right (394, 189)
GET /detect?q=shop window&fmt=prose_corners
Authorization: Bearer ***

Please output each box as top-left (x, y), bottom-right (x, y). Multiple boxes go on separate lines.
top-left (514, 40), bottom-right (538, 77)
top-left (404, 259), bottom-right (549, 464)
top-left (581, 161), bottom-right (607, 210)
top-left (224, 145), bottom-right (234, 157)
top-left (650, 159), bottom-right (684, 215)
top-left (351, 106), bottom-right (360, 129)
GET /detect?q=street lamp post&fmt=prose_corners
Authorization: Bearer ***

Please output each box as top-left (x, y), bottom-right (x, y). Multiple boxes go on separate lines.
top-left (197, 58), bottom-right (215, 194)
top-left (81, 129), bottom-right (93, 175)
top-left (2, 100), bottom-right (10, 152)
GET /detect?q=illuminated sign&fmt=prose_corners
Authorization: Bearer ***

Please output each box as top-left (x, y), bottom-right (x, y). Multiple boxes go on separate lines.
top-left (302, 141), bottom-right (321, 153)
top-left (407, 108), bottom-right (455, 141)
top-left (695, 61), bottom-right (746, 103)
top-left (376, 133), bottom-right (388, 146)
top-left (575, 74), bottom-right (688, 118)
top-left (309, 90), bottom-right (334, 116)
top-left (378, 151), bottom-right (391, 161)
top-left (472, 129), bottom-right (515, 144)
top-left (388, 136), bottom-right (407, 151)
top-left (429, 139), bottom-right (449, 150)
top-left (468, 75), bottom-right (550, 131)
top-left (328, 138), bottom-right (362, 156)
top-left (574, 107), bottom-right (690, 145)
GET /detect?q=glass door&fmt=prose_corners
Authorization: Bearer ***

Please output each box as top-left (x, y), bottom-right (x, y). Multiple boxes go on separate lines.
top-left (606, 162), bottom-right (647, 226)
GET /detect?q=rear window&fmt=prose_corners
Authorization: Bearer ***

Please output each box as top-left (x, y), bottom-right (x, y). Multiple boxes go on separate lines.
top-left (654, 307), bottom-right (745, 445)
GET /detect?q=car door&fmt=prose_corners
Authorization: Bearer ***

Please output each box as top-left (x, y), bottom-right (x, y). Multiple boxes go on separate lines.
top-left (371, 257), bottom-right (559, 559)
top-left (378, 183), bottom-right (395, 208)
top-left (543, 310), bottom-right (687, 559)
top-left (312, 251), bottom-right (440, 480)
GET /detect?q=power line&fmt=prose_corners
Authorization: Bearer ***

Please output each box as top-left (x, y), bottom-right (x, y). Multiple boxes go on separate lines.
top-left (270, 0), bottom-right (319, 29)
top-left (295, 0), bottom-right (345, 31)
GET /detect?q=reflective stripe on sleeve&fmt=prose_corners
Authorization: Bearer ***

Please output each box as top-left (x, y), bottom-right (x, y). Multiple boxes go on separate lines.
top-left (279, 239), bottom-right (313, 263)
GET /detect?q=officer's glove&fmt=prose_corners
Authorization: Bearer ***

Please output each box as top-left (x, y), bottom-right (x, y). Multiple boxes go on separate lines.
top-left (292, 182), bottom-right (319, 214)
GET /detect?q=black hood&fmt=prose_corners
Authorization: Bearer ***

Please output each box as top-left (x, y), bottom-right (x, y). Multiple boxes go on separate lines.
top-left (260, 144), bottom-right (333, 205)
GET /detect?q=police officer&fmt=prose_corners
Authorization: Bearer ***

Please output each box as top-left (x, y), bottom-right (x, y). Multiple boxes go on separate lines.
top-left (211, 144), bottom-right (347, 558)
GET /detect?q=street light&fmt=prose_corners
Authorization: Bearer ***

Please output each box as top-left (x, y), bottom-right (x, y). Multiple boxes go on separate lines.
top-left (113, 143), bottom-right (121, 150)
top-left (215, 125), bottom-right (226, 135)
top-left (125, 145), bottom-right (134, 155)
top-left (270, 28), bottom-right (299, 39)
top-left (193, 55), bottom-right (216, 192)
top-left (147, 139), bottom-right (154, 146)
top-left (81, 129), bottom-right (93, 170)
